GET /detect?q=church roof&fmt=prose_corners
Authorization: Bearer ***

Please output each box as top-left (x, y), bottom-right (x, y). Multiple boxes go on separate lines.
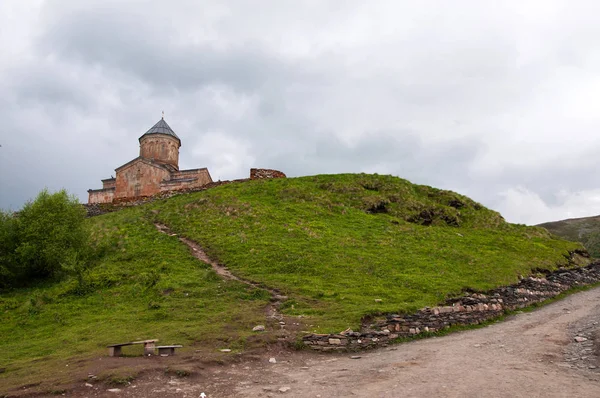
top-left (139, 118), bottom-right (181, 144)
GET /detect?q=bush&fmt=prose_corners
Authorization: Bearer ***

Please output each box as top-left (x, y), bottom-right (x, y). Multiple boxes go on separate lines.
top-left (0, 189), bottom-right (89, 287)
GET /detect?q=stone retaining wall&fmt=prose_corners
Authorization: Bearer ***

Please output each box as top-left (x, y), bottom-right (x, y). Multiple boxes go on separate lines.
top-left (303, 259), bottom-right (600, 351)
top-left (83, 203), bottom-right (117, 217)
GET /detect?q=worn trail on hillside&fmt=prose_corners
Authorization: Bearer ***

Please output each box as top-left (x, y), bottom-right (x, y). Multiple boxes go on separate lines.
top-left (154, 223), bottom-right (287, 320)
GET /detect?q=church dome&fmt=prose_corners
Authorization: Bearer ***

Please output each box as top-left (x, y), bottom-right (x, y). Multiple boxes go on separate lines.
top-left (138, 117), bottom-right (181, 170)
top-left (139, 117), bottom-right (181, 145)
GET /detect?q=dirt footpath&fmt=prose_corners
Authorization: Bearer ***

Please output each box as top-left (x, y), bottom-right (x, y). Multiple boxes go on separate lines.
top-left (68, 287), bottom-right (600, 398)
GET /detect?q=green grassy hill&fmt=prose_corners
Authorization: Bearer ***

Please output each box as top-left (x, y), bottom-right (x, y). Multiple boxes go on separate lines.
top-left (538, 215), bottom-right (600, 258)
top-left (0, 173), bottom-right (586, 392)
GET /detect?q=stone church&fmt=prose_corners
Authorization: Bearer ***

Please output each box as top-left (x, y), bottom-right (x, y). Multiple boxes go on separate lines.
top-left (88, 117), bottom-right (213, 204)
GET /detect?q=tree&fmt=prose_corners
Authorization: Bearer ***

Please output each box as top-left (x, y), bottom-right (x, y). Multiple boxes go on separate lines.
top-left (0, 210), bottom-right (19, 287)
top-left (0, 189), bottom-right (89, 287)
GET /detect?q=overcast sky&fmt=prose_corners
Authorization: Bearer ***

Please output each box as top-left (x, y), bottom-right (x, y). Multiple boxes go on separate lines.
top-left (1, 0), bottom-right (600, 225)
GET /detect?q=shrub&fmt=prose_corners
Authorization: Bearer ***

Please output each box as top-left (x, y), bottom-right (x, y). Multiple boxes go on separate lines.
top-left (0, 189), bottom-right (89, 287)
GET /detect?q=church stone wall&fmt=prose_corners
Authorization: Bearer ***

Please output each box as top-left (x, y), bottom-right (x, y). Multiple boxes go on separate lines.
top-left (139, 135), bottom-right (180, 169)
top-left (115, 161), bottom-right (171, 199)
top-left (88, 118), bottom-right (223, 204)
top-left (160, 169), bottom-right (212, 192)
top-left (88, 188), bottom-right (115, 204)
top-left (102, 179), bottom-right (116, 189)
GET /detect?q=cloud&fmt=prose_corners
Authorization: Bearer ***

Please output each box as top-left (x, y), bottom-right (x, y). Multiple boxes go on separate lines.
top-left (496, 187), bottom-right (600, 225)
top-left (189, 131), bottom-right (255, 181)
top-left (1, 0), bottom-right (600, 227)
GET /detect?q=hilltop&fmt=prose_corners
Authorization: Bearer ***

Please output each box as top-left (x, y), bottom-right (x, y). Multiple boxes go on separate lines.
top-left (0, 173), bottom-right (587, 393)
top-left (538, 215), bottom-right (600, 258)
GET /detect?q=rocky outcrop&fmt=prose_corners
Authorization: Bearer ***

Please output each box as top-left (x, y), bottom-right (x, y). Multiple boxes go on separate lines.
top-left (303, 260), bottom-right (600, 351)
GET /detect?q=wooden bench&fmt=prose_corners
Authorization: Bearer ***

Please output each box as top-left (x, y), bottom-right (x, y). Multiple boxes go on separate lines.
top-left (107, 339), bottom-right (158, 357)
top-left (157, 345), bottom-right (183, 356)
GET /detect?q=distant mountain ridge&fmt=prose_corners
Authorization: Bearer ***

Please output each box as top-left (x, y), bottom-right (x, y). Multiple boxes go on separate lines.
top-left (538, 215), bottom-right (600, 258)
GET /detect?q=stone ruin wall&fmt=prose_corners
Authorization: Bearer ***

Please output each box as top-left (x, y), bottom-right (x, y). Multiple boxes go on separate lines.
top-left (250, 168), bottom-right (287, 180)
top-left (304, 257), bottom-right (600, 351)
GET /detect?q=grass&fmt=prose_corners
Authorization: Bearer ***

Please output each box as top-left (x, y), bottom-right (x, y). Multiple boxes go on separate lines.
top-left (0, 208), bottom-right (270, 393)
top-left (0, 173), bottom-right (586, 392)
top-left (150, 174), bottom-right (582, 330)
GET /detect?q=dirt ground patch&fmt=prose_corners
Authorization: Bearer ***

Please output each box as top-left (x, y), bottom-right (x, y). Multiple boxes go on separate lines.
top-left (10, 286), bottom-right (600, 397)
